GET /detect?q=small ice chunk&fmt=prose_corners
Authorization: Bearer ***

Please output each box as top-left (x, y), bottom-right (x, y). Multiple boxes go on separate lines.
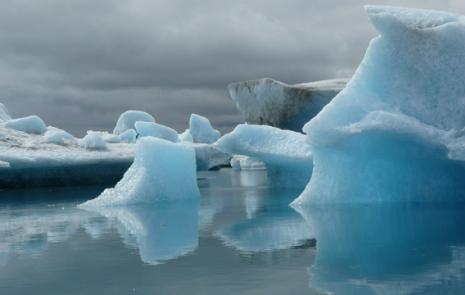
top-left (135, 121), bottom-right (179, 142)
top-left (118, 129), bottom-right (137, 143)
top-left (79, 131), bottom-right (107, 150)
top-left (0, 103), bottom-right (11, 121)
top-left (113, 110), bottom-right (155, 135)
top-left (79, 137), bottom-right (200, 207)
top-left (179, 129), bottom-right (193, 142)
top-left (230, 155), bottom-right (266, 171)
top-left (44, 127), bottom-right (75, 145)
top-left (5, 115), bottom-right (47, 134)
top-left (189, 114), bottom-right (221, 144)
top-left (0, 160), bottom-right (10, 168)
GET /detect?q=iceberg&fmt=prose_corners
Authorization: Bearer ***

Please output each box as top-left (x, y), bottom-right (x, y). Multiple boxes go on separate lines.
top-left (79, 131), bottom-right (107, 150)
top-left (44, 127), bottom-right (75, 145)
top-left (5, 115), bottom-right (47, 134)
top-left (228, 78), bottom-right (347, 131)
top-left (113, 110), bottom-right (155, 135)
top-left (118, 129), bottom-right (137, 143)
top-left (216, 124), bottom-right (312, 186)
top-left (216, 124), bottom-right (311, 168)
top-left (135, 121), bottom-right (180, 142)
top-left (292, 6), bottom-right (465, 205)
top-left (187, 114), bottom-right (221, 144)
top-left (79, 137), bottom-right (200, 207)
top-left (230, 155), bottom-right (266, 171)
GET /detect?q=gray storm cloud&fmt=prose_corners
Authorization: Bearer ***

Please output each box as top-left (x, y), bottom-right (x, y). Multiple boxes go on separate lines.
top-left (0, 0), bottom-right (463, 135)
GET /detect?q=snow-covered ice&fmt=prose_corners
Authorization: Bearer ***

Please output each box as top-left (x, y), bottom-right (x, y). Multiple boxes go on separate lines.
top-left (44, 127), bottom-right (75, 145)
top-left (79, 137), bottom-right (200, 207)
top-left (228, 78), bottom-right (347, 131)
top-left (188, 114), bottom-right (221, 144)
top-left (292, 6), bottom-right (465, 206)
top-left (79, 131), bottom-right (107, 150)
top-left (135, 121), bottom-right (180, 142)
top-left (5, 115), bottom-right (47, 134)
top-left (113, 110), bottom-right (155, 135)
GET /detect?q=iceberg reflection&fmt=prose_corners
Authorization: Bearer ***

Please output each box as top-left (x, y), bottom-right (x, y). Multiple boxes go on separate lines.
top-left (86, 200), bottom-right (199, 265)
top-left (296, 204), bottom-right (465, 294)
top-left (218, 189), bottom-right (314, 252)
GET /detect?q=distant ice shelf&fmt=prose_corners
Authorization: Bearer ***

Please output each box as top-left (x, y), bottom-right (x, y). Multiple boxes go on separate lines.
top-left (228, 78), bottom-right (348, 132)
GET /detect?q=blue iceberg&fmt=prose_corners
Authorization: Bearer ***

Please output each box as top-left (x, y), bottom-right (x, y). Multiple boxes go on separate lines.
top-left (79, 138), bottom-right (200, 207)
top-left (293, 6), bottom-right (465, 205)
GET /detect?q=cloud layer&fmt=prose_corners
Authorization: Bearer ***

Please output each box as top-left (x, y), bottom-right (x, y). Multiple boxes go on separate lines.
top-left (0, 0), bottom-right (464, 135)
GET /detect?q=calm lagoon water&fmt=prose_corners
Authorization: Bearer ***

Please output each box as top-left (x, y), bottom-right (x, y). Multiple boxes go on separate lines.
top-left (1, 169), bottom-right (465, 295)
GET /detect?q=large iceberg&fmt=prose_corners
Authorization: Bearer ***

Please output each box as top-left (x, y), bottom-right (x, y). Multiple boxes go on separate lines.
top-left (113, 110), bottom-right (155, 135)
top-left (79, 137), bottom-right (200, 207)
top-left (292, 6), bottom-right (465, 205)
top-left (228, 78), bottom-right (347, 131)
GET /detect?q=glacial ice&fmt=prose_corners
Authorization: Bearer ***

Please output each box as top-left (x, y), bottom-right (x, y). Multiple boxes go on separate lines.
top-left (5, 115), bottom-right (47, 134)
top-left (79, 137), bottom-right (200, 207)
top-left (79, 131), bottom-right (107, 150)
top-left (216, 124), bottom-right (312, 169)
top-left (0, 103), bottom-right (11, 121)
top-left (188, 114), bottom-right (221, 144)
top-left (113, 110), bottom-right (155, 135)
top-left (118, 129), bottom-right (137, 143)
top-left (228, 78), bottom-right (347, 131)
top-left (135, 121), bottom-right (180, 142)
top-left (44, 127), bottom-right (75, 145)
top-left (230, 155), bottom-right (266, 171)
top-left (292, 6), bottom-right (465, 205)
top-left (179, 129), bottom-right (193, 142)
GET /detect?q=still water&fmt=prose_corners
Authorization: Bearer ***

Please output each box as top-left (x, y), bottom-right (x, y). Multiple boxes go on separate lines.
top-left (1, 169), bottom-right (465, 295)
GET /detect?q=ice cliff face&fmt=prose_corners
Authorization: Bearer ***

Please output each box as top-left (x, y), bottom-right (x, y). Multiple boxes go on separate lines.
top-left (228, 78), bottom-right (347, 132)
top-left (293, 6), bottom-right (465, 205)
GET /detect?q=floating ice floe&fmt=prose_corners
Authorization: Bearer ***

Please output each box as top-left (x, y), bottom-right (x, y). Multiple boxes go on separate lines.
top-left (79, 137), bottom-right (201, 207)
top-left (44, 127), bottom-right (75, 145)
top-left (135, 121), bottom-right (180, 142)
top-left (5, 115), bottom-right (47, 134)
top-left (216, 124), bottom-right (312, 186)
top-left (216, 124), bottom-right (312, 169)
top-left (118, 129), bottom-right (137, 143)
top-left (230, 155), bottom-right (266, 171)
top-left (187, 114), bottom-right (221, 144)
top-left (292, 6), bottom-right (465, 205)
top-left (113, 110), bottom-right (155, 135)
top-left (228, 78), bottom-right (347, 131)
top-left (79, 131), bottom-right (107, 150)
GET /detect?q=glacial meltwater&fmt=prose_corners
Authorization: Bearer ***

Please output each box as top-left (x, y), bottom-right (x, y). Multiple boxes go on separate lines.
top-left (1, 169), bottom-right (465, 295)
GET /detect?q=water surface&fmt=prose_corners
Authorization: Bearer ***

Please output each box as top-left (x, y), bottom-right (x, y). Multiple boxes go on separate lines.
top-left (1, 169), bottom-right (464, 295)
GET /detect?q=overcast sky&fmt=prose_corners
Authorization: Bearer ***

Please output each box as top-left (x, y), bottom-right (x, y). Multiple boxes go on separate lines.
top-left (0, 0), bottom-right (464, 136)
